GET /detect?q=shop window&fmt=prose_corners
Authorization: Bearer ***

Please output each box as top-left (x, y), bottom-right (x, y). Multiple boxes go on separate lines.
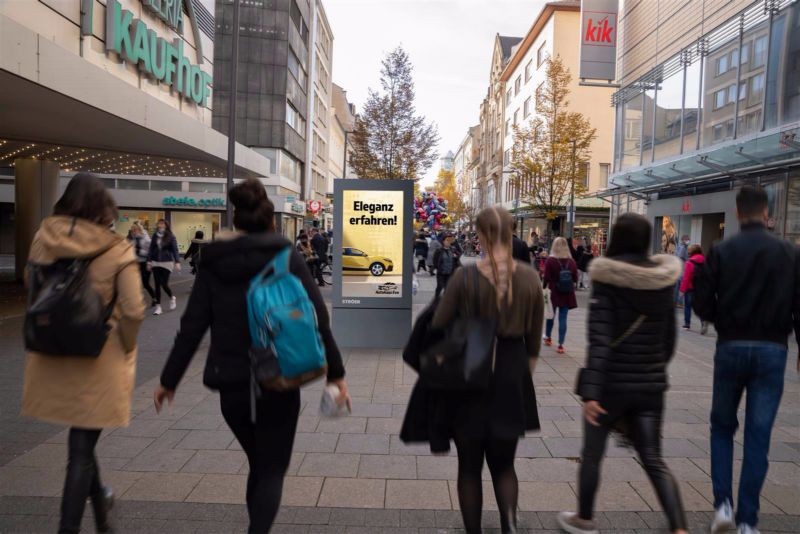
top-left (786, 173), bottom-right (800, 245)
top-left (653, 66), bottom-right (684, 161)
top-left (114, 210), bottom-right (165, 238)
top-left (189, 182), bottom-right (224, 193)
top-left (100, 178), bottom-right (116, 189)
top-left (117, 179), bottom-right (149, 190)
top-left (171, 212), bottom-right (221, 253)
top-left (150, 180), bottom-right (182, 192)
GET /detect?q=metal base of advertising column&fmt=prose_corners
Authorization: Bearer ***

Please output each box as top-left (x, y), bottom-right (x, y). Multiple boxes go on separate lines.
top-left (332, 179), bottom-right (414, 349)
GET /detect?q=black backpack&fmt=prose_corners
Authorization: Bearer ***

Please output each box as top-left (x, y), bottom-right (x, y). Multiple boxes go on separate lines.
top-left (24, 255), bottom-right (117, 357)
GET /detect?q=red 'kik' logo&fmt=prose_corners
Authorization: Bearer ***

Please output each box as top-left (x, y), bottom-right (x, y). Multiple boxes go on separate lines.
top-left (584, 16), bottom-right (615, 44)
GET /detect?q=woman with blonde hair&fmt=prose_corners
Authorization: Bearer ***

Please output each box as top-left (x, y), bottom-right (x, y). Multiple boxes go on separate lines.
top-left (543, 237), bottom-right (578, 353)
top-left (428, 206), bottom-right (544, 533)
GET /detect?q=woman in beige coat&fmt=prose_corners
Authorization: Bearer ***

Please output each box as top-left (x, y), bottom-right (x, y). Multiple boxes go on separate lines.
top-left (22, 173), bottom-right (145, 534)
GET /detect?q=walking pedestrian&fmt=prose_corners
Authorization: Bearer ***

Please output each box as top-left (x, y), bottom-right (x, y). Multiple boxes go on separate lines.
top-left (558, 213), bottom-right (687, 534)
top-left (147, 219), bottom-right (180, 315)
top-left (427, 233), bottom-right (442, 276)
top-left (402, 206), bottom-right (543, 533)
top-left (22, 173), bottom-right (145, 534)
top-left (414, 232), bottom-right (429, 273)
top-left (433, 232), bottom-right (457, 299)
top-left (675, 234), bottom-right (690, 306)
top-left (512, 221), bottom-right (531, 264)
top-left (128, 221), bottom-right (156, 307)
top-left (694, 186), bottom-right (800, 534)
top-left (577, 242), bottom-right (594, 291)
top-left (543, 237), bottom-right (578, 354)
top-left (310, 228), bottom-right (329, 266)
top-left (297, 233), bottom-right (325, 286)
top-left (154, 178), bottom-right (349, 534)
top-left (679, 244), bottom-right (708, 334)
top-left (184, 230), bottom-right (208, 276)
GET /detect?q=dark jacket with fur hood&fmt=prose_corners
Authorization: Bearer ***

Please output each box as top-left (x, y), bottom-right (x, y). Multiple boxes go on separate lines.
top-left (576, 254), bottom-right (681, 401)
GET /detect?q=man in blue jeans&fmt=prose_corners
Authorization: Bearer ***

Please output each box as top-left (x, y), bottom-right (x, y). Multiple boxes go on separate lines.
top-left (694, 186), bottom-right (800, 534)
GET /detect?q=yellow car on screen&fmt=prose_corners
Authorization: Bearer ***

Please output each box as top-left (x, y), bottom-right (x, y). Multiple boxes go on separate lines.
top-left (342, 248), bottom-right (394, 276)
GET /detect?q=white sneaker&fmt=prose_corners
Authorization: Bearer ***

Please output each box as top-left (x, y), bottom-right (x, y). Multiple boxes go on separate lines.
top-left (169, 296), bottom-right (177, 310)
top-left (153, 305), bottom-right (162, 316)
top-left (557, 511), bottom-right (598, 534)
top-left (738, 526), bottom-right (759, 534)
top-left (711, 500), bottom-right (735, 532)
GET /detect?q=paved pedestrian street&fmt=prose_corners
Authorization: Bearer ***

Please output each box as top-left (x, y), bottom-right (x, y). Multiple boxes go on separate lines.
top-left (0, 271), bottom-right (798, 533)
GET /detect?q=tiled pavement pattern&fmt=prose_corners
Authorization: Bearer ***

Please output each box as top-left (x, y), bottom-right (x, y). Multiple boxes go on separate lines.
top-left (1, 263), bottom-right (799, 533)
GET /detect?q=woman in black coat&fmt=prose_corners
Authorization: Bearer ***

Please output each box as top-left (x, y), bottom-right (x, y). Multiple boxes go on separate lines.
top-left (558, 213), bottom-right (687, 534)
top-left (154, 179), bottom-right (350, 534)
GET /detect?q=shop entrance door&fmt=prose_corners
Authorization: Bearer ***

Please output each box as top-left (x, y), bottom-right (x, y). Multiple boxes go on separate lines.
top-left (701, 213), bottom-right (725, 252)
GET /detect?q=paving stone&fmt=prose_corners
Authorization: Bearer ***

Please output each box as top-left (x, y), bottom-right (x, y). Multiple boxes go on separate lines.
top-left (349, 403), bottom-right (394, 418)
top-left (0, 466), bottom-right (64, 497)
top-left (328, 507), bottom-right (366, 526)
top-left (123, 448), bottom-right (195, 472)
top-left (316, 417), bottom-right (367, 434)
top-left (281, 477), bottom-right (324, 507)
top-left (298, 453), bottom-right (360, 478)
top-left (359, 454), bottom-right (416, 479)
top-left (390, 435), bottom-right (434, 456)
top-left (603, 511), bottom-right (649, 529)
top-left (400, 508), bottom-right (436, 527)
top-left (366, 417), bottom-right (403, 435)
top-left (386, 480), bottom-right (451, 509)
top-left (317, 478), bottom-right (385, 508)
top-left (175, 430), bottom-right (235, 450)
top-left (6, 444), bottom-right (65, 469)
top-left (291, 506), bottom-right (332, 525)
top-left (630, 480), bottom-right (711, 511)
top-left (293, 433), bottom-right (340, 453)
top-left (185, 474), bottom-right (246, 504)
top-left (336, 434), bottom-right (390, 455)
top-left (170, 414), bottom-right (225, 431)
top-left (660, 438), bottom-right (708, 458)
top-left (111, 418), bottom-right (174, 438)
top-left (416, 455), bottom-right (458, 480)
top-left (762, 482), bottom-right (800, 514)
top-left (364, 508), bottom-right (400, 526)
top-left (514, 458), bottom-right (581, 482)
top-left (95, 436), bottom-right (155, 459)
top-left (517, 482), bottom-right (576, 511)
top-left (121, 472), bottom-right (203, 501)
top-left (181, 449), bottom-right (247, 474)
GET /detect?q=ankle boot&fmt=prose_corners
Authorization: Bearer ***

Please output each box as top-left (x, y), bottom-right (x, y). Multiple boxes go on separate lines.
top-left (90, 486), bottom-right (114, 533)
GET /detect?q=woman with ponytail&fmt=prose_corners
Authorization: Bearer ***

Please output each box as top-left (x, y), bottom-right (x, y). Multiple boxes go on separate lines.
top-left (430, 206), bottom-right (545, 533)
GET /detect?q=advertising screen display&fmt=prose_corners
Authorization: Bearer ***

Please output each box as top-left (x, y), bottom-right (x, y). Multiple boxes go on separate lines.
top-left (341, 189), bottom-right (404, 298)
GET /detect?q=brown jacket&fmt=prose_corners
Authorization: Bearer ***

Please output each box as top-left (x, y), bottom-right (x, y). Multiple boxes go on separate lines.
top-left (22, 216), bottom-right (145, 428)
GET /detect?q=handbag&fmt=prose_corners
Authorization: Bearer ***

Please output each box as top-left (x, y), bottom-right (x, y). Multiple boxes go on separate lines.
top-left (543, 288), bottom-right (555, 320)
top-left (418, 265), bottom-right (497, 391)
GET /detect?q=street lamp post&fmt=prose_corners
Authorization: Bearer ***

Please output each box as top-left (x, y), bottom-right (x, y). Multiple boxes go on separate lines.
top-left (225, 0), bottom-right (241, 230)
top-left (568, 139), bottom-right (577, 240)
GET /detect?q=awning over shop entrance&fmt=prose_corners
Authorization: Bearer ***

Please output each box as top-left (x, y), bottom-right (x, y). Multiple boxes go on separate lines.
top-left (600, 125), bottom-right (800, 197)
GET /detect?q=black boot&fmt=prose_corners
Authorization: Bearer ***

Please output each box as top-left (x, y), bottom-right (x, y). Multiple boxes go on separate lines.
top-left (90, 486), bottom-right (114, 533)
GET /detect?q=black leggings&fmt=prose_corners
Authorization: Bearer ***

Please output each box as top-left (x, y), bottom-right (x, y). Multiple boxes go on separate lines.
top-left (417, 258), bottom-right (427, 272)
top-left (220, 387), bottom-right (301, 534)
top-left (435, 273), bottom-right (451, 299)
top-left (139, 262), bottom-right (155, 300)
top-left (454, 434), bottom-right (519, 534)
top-left (152, 267), bottom-right (173, 304)
top-left (59, 428), bottom-right (103, 534)
top-left (578, 396), bottom-right (686, 531)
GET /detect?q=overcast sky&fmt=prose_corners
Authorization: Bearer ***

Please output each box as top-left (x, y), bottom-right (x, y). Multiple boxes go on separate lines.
top-left (324, 0), bottom-right (548, 186)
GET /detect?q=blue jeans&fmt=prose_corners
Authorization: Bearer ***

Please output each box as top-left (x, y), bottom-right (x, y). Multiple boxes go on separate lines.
top-left (545, 306), bottom-right (569, 345)
top-left (683, 291), bottom-right (693, 327)
top-left (710, 341), bottom-right (787, 527)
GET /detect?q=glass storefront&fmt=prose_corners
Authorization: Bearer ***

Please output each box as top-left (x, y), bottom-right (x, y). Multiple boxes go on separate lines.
top-left (115, 209), bottom-right (165, 237)
top-left (171, 211), bottom-right (221, 253)
top-left (786, 172), bottom-right (800, 245)
top-left (612, 2), bottom-right (800, 174)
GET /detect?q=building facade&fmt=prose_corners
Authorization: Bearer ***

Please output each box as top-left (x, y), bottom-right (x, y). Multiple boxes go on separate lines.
top-left (454, 125), bottom-right (480, 210)
top-left (606, 0), bottom-right (800, 252)
top-left (0, 0), bottom-right (277, 276)
top-left (498, 0), bottom-right (614, 245)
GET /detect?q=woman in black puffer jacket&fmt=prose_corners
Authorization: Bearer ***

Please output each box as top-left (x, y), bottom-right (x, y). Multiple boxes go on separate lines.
top-left (558, 213), bottom-right (687, 534)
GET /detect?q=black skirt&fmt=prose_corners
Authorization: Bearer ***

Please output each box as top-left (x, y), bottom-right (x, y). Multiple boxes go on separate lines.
top-left (401, 337), bottom-right (539, 452)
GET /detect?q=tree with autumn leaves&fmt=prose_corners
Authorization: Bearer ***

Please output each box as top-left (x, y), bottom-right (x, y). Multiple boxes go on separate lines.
top-left (349, 46), bottom-right (440, 180)
top-left (510, 56), bottom-right (596, 237)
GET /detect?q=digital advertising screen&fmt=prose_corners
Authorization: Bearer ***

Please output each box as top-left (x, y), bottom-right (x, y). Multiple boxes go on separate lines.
top-left (341, 189), bottom-right (404, 298)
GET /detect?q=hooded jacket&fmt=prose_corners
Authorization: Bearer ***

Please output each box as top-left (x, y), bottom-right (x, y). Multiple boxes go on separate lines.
top-left (679, 253), bottom-right (705, 293)
top-left (576, 254), bottom-right (682, 401)
top-left (160, 232), bottom-right (344, 391)
top-left (23, 216), bottom-right (145, 428)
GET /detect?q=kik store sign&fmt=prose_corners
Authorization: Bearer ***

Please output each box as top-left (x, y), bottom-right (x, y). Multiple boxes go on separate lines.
top-left (81, 0), bottom-right (212, 106)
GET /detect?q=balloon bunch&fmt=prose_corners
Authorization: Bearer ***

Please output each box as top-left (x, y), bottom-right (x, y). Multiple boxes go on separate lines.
top-left (414, 191), bottom-right (452, 230)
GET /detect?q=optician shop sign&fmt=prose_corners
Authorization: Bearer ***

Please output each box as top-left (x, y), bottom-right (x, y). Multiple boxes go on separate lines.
top-left (106, 0), bottom-right (213, 106)
top-left (162, 196), bottom-right (225, 208)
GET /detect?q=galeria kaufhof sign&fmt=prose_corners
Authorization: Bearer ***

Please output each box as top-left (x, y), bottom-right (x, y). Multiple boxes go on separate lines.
top-left (105, 0), bottom-right (212, 107)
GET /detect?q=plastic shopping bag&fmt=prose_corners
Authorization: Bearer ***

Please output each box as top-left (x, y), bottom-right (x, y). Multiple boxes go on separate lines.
top-left (543, 288), bottom-right (555, 320)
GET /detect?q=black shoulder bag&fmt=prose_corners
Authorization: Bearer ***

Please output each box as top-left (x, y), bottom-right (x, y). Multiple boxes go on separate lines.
top-left (418, 265), bottom-right (497, 391)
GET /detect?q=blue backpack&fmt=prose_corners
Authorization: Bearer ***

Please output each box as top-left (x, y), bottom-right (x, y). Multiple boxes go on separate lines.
top-left (247, 247), bottom-right (327, 392)
top-left (556, 259), bottom-right (574, 293)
